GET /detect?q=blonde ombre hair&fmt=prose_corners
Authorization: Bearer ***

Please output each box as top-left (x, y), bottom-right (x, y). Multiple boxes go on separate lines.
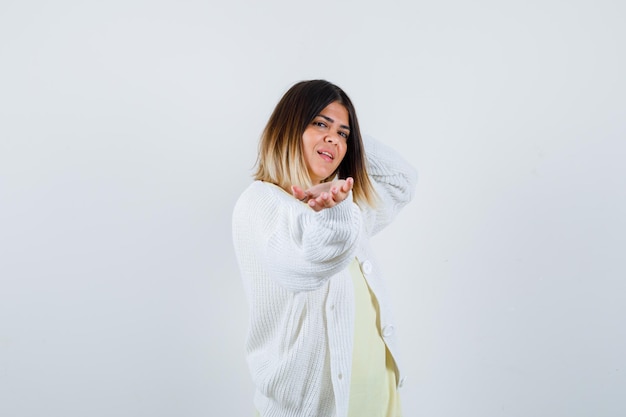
top-left (254, 80), bottom-right (377, 207)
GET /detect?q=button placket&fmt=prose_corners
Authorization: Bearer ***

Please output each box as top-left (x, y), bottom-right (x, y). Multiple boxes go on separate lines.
top-left (361, 260), bottom-right (373, 275)
top-left (382, 324), bottom-right (395, 338)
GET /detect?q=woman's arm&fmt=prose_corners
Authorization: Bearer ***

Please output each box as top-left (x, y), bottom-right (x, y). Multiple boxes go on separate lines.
top-left (233, 182), bottom-right (362, 292)
top-left (362, 134), bottom-right (418, 236)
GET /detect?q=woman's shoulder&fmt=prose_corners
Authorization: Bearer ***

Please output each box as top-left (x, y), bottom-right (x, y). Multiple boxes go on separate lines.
top-left (234, 181), bottom-right (292, 213)
top-left (233, 181), bottom-right (297, 234)
top-left (237, 180), bottom-right (288, 200)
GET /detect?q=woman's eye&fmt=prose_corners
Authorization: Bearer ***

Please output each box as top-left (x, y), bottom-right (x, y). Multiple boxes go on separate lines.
top-left (339, 131), bottom-right (349, 139)
top-left (314, 121), bottom-right (327, 128)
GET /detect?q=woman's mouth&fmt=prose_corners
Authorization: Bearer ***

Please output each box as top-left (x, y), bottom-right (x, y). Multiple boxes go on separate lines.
top-left (317, 150), bottom-right (334, 161)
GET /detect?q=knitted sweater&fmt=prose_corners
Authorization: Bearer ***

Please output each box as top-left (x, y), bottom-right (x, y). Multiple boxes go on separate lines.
top-left (232, 135), bottom-right (418, 417)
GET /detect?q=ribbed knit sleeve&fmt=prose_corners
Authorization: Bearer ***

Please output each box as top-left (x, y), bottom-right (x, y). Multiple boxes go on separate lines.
top-left (362, 135), bottom-right (418, 236)
top-left (233, 181), bottom-right (362, 292)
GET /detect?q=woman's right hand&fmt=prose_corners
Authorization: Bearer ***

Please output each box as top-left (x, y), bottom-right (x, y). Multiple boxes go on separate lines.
top-left (291, 177), bottom-right (354, 212)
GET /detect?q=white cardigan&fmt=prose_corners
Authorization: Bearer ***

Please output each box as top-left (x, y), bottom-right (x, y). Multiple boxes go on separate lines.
top-left (232, 135), bottom-right (417, 417)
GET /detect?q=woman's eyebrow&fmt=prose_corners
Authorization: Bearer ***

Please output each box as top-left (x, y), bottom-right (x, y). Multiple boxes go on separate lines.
top-left (319, 114), bottom-right (350, 131)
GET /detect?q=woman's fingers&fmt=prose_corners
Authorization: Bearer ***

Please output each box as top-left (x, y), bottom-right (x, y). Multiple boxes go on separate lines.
top-left (308, 192), bottom-right (330, 211)
top-left (308, 198), bottom-right (326, 212)
top-left (330, 178), bottom-right (352, 204)
top-left (303, 182), bottom-right (332, 200)
top-left (342, 177), bottom-right (354, 193)
top-left (291, 185), bottom-right (309, 202)
top-left (318, 192), bottom-right (331, 208)
top-left (303, 178), bottom-right (355, 211)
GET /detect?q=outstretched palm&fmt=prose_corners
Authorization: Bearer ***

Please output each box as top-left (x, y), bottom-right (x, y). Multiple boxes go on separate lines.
top-left (291, 178), bottom-right (354, 212)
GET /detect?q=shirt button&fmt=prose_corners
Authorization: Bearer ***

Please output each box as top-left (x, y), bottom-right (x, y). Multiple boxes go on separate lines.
top-left (399, 376), bottom-right (406, 388)
top-left (361, 260), bottom-right (373, 275)
top-left (337, 372), bottom-right (343, 380)
top-left (382, 324), bottom-right (395, 337)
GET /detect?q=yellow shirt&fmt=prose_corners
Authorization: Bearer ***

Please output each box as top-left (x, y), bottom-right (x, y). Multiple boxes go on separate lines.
top-left (348, 257), bottom-right (402, 417)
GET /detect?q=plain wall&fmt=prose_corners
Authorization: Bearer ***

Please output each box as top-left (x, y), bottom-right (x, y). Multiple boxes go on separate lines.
top-left (1, 0), bottom-right (624, 416)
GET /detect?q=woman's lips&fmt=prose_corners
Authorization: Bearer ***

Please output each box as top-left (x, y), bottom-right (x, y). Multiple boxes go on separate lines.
top-left (317, 150), bottom-right (334, 161)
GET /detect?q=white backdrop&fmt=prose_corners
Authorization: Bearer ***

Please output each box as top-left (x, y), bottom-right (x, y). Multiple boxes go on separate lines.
top-left (1, 0), bottom-right (625, 416)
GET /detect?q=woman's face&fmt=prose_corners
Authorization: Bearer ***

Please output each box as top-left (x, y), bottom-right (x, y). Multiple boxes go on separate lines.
top-left (302, 101), bottom-right (350, 184)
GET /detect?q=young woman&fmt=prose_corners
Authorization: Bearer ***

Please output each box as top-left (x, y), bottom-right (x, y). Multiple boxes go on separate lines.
top-left (232, 80), bottom-right (417, 417)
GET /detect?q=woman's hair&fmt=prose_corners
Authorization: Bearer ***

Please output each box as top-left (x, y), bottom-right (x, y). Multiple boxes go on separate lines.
top-left (254, 79), bottom-right (377, 207)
